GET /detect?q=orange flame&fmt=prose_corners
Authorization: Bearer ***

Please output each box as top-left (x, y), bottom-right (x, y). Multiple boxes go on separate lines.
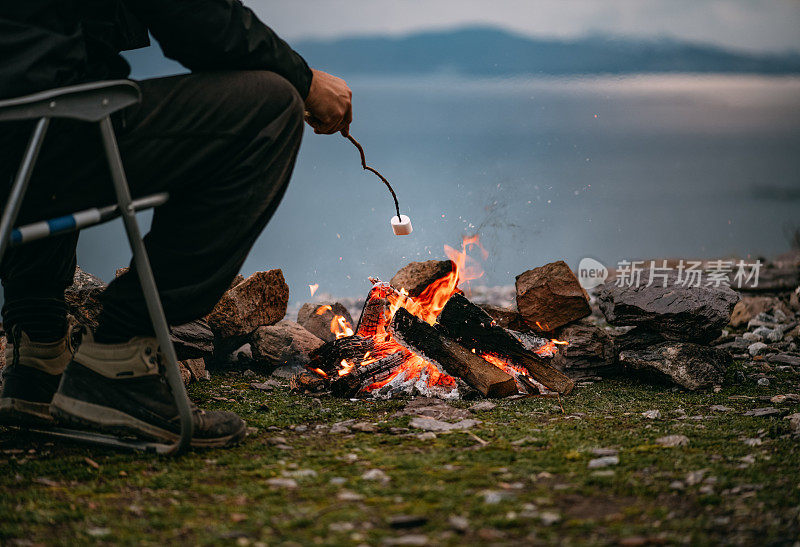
top-left (309, 283), bottom-right (319, 296)
top-left (534, 339), bottom-right (568, 358)
top-left (331, 315), bottom-right (354, 339)
top-left (337, 359), bottom-right (354, 376)
top-left (480, 352), bottom-right (530, 377)
top-left (388, 234), bottom-right (487, 325)
top-left (315, 305), bottom-right (332, 315)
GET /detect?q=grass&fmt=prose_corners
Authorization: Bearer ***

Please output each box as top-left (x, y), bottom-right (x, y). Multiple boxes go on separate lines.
top-left (1, 361), bottom-right (799, 546)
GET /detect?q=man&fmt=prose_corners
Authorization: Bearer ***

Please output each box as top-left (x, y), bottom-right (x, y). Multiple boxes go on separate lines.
top-left (0, 1), bottom-right (352, 447)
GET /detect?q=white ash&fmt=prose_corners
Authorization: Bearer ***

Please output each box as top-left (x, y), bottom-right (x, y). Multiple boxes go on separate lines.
top-left (366, 362), bottom-right (460, 400)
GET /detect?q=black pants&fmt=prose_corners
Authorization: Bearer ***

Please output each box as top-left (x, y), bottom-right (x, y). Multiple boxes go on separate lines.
top-left (0, 71), bottom-right (304, 338)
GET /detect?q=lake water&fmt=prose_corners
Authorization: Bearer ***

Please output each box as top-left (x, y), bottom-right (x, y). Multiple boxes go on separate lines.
top-left (75, 74), bottom-right (800, 307)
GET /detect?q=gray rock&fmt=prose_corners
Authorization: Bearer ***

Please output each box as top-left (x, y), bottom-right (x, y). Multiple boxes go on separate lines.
top-left (742, 331), bottom-right (763, 343)
top-left (785, 413), bottom-right (800, 435)
top-left (394, 398), bottom-right (472, 421)
top-left (362, 469), bottom-right (390, 483)
top-left (64, 266), bottom-right (107, 329)
top-left (170, 319), bottom-right (215, 360)
top-left (757, 377), bottom-right (770, 386)
top-left (448, 515), bottom-right (470, 532)
top-left (408, 417), bottom-right (481, 432)
top-left (709, 405), bottom-right (732, 412)
top-left (469, 401), bottom-right (497, 412)
top-left (550, 320), bottom-right (619, 378)
top-left (748, 342), bottom-right (768, 357)
top-left (742, 407), bottom-right (781, 417)
top-left (768, 353), bottom-right (800, 367)
top-left (656, 434), bottom-right (690, 447)
top-left (715, 337), bottom-right (752, 352)
top-left (597, 277), bottom-right (739, 343)
top-left (613, 327), bottom-right (666, 352)
top-left (729, 296), bottom-right (786, 327)
top-left (587, 455), bottom-right (619, 468)
top-left (751, 326), bottom-right (773, 339)
top-left (619, 342), bottom-right (730, 390)
top-left (266, 478), bottom-right (297, 489)
top-left (250, 320), bottom-right (325, 368)
top-left (767, 328), bottom-right (784, 343)
top-left (591, 447), bottom-right (619, 457)
top-left (297, 302), bottom-right (355, 343)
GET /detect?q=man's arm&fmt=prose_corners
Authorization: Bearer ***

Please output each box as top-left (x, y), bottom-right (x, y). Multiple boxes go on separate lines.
top-left (127, 0), bottom-right (311, 96)
top-left (127, 0), bottom-right (351, 133)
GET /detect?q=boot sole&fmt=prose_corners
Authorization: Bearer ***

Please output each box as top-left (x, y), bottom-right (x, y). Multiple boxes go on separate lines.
top-left (50, 394), bottom-right (246, 448)
top-left (0, 397), bottom-right (54, 426)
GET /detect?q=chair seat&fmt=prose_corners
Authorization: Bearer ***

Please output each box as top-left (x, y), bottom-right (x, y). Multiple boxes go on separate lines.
top-left (0, 80), bottom-right (140, 123)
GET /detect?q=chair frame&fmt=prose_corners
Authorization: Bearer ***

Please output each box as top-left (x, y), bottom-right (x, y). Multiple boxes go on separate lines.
top-left (0, 80), bottom-right (194, 455)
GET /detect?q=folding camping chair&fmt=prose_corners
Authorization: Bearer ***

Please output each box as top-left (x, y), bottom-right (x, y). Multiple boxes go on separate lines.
top-left (0, 80), bottom-right (193, 455)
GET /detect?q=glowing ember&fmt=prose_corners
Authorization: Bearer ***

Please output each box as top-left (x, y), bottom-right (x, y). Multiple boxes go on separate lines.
top-left (315, 305), bottom-right (332, 315)
top-left (533, 339), bottom-right (568, 358)
top-left (337, 359), bottom-right (354, 376)
top-left (309, 283), bottom-right (319, 296)
top-left (331, 315), bottom-right (354, 339)
top-left (479, 351), bottom-right (549, 394)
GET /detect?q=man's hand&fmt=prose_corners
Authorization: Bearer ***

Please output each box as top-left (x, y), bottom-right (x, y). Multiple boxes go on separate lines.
top-left (304, 69), bottom-right (352, 135)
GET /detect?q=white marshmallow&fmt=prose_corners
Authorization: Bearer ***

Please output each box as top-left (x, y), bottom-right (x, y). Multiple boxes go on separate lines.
top-left (391, 214), bottom-right (413, 236)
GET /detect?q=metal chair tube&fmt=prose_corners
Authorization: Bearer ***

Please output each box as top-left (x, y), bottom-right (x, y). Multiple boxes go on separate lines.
top-left (97, 116), bottom-right (194, 455)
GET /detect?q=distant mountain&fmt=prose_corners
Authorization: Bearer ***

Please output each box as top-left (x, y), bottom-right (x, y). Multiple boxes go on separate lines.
top-left (293, 26), bottom-right (800, 77)
top-left (123, 26), bottom-right (800, 81)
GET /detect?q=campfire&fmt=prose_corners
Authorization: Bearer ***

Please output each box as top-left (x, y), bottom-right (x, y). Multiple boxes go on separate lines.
top-left (299, 237), bottom-right (574, 399)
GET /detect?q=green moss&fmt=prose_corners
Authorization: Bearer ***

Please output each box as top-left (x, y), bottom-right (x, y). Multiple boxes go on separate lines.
top-left (1, 365), bottom-right (798, 545)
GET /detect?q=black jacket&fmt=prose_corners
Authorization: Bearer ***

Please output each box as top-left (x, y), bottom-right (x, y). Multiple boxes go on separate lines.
top-left (0, 0), bottom-right (313, 100)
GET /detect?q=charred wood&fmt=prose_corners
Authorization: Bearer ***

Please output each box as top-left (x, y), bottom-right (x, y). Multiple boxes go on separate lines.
top-left (437, 293), bottom-right (574, 394)
top-left (391, 308), bottom-right (517, 398)
top-left (307, 335), bottom-right (374, 376)
top-left (330, 352), bottom-right (407, 397)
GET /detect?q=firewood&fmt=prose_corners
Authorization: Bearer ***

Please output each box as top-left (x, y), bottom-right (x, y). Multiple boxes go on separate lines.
top-left (307, 335), bottom-right (374, 376)
top-left (391, 308), bottom-right (517, 398)
top-left (330, 352), bottom-right (407, 397)
top-left (437, 293), bottom-right (574, 394)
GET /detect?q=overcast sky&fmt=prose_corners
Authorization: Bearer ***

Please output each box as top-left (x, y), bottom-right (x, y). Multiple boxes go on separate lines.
top-left (251, 0), bottom-right (800, 53)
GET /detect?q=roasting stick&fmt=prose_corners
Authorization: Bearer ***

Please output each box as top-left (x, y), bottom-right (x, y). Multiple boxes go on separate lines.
top-left (304, 109), bottom-right (412, 235)
top-left (343, 133), bottom-right (412, 236)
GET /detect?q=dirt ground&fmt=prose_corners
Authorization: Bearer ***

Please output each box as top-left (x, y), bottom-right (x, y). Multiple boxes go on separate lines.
top-left (1, 360), bottom-right (798, 545)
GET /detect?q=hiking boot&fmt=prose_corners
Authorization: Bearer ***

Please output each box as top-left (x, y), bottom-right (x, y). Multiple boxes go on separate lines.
top-left (0, 327), bottom-right (74, 426)
top-left (50, 333), bottom-right (246, 448)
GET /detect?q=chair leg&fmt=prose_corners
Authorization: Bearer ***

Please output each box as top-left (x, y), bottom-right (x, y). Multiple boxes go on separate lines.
top-left (97, 116), bottom-right (194, 454)
top-left (0, 117), bottom-right (49, 264)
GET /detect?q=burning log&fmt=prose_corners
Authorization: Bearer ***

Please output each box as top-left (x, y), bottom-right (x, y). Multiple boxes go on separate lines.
top-left (330, 352), bottom-right (407, 397)
top-left (356, 294), bottom-right (390, 337)
top-left (307, 335), bottom-right (374, 377)
top-left (391, 308), bottom-right (517, 398)
top-left (437, 293), bottom-right (575, 394)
